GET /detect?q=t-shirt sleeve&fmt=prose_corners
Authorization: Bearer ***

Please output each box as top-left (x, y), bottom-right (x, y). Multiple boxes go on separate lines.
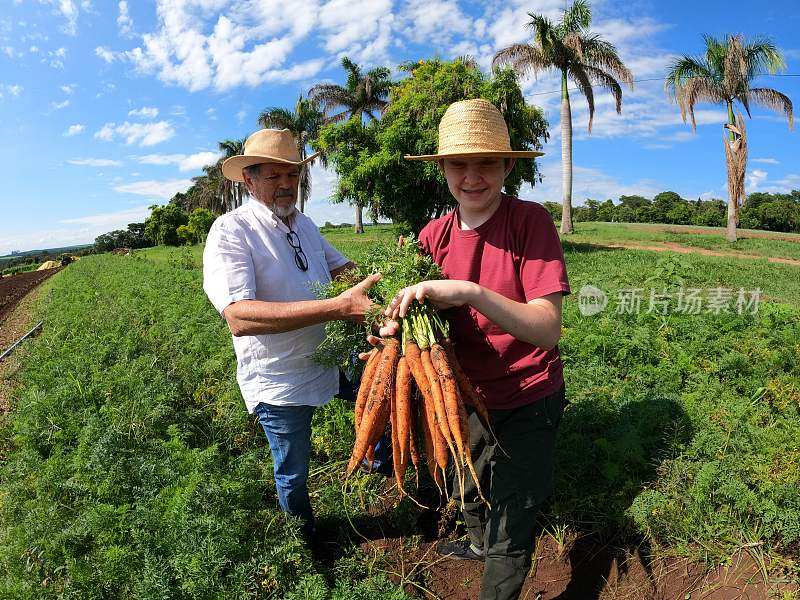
top-left (519, 209), bottom-right (571, 301)
top-left (418, 223), bottom-right (433, 256)
top-left (320, 233), bottom-right (350, 272)
top-left (202, 219), bottom-right (257, 315)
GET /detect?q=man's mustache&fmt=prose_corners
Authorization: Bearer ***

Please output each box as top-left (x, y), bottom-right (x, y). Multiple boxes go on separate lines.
top-left (274, 189), bottom-right (294, 198)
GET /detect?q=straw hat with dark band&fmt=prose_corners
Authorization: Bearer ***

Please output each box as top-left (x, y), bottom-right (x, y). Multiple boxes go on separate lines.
top-left (222, 128), bottom-right (320, 182)
top-left (404, 98), bottom-right (544, 161)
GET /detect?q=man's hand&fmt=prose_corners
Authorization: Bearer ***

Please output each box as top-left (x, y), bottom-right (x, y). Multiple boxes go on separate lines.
top-left (385, 279), bottom-right (478, 320)
top-left (336, 273), bottom-right (381, 322)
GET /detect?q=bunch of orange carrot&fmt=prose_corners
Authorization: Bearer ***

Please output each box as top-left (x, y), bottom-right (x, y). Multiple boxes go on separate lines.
top-left (347, 302), bottom-right (494, 505)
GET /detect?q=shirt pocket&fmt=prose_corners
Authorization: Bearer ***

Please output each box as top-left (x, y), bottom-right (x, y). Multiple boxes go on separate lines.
top-left (309, 249), bottom-right (330, 284)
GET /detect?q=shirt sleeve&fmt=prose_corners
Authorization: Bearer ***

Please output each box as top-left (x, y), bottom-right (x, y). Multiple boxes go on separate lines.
top-left (519, 209), bottom-right (571, 301)
top-left (202, 219), bottom-right (257, 315)
top-left (320, 234), bottom-right (350, 272)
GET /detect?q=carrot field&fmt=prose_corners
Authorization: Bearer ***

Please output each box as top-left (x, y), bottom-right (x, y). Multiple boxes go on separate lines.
top-left (1, 225), bottom-right (798, 598)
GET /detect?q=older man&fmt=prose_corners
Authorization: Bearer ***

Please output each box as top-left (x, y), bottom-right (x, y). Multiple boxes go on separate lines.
top-left (203, 128), bottom-right (378, 538)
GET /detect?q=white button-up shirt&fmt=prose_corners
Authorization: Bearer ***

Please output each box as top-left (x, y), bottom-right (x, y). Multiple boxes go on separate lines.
top-left (202, 200), bottom-right (350, 413)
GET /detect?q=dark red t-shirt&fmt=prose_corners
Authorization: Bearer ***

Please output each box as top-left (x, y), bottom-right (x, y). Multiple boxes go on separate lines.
top-left (419, 194), bottom-right (570, 410)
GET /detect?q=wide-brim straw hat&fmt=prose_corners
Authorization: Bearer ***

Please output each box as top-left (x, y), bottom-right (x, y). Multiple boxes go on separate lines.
top-left (222, 128), bottom-right (320, 182)
top-left (404, 98), bottom-right (544, 161)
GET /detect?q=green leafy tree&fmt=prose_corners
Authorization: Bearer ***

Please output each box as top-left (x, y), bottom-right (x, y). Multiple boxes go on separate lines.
top-left (316, 59), bottom-right (548, 233)
top-left (309, 57), bottom-right (394, 232)
top-left (259, 96), bottom-right (323, 214)
top-left (493, 0), bottom-right (633, 234)
top-left (144, 204), bottom-right (189, 246)
top-left (666, 34), bottom-right (793, 241)
top-left (187, 207), bottom-right (215, 242)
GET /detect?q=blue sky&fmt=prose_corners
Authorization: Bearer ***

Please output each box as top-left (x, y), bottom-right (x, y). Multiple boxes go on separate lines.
top-left (0, 0), bottom-right (798, 254)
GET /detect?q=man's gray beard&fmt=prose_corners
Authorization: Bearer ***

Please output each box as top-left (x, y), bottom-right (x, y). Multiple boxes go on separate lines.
top-left (270, 201), bottom-right (296, 218)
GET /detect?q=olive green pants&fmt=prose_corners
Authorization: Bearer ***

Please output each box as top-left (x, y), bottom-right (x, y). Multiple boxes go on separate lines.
top-left (453, 384), bottom-right (566, 600)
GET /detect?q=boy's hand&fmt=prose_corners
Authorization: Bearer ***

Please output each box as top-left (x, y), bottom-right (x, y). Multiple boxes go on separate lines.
top-left (385, 280), bottom-right (478, 319)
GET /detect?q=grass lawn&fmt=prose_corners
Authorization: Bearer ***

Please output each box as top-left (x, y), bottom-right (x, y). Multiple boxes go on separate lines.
top-left (565, 221), bottom-right (800, 261)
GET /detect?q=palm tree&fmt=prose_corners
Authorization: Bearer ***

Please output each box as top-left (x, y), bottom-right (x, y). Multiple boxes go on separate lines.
top-left (258, 96), bottom-right (323, 214)
top-left (218, 138), bottom-right (246, 212)
top-left (493, 0), bottom-right (633, 234)
top-left (666, 35), bottom-right (793, 242)
top-left (309, 57), bottom-right (393, 232)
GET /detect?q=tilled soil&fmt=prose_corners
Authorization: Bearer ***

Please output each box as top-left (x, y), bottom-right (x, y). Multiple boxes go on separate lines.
top-left (0, 268), bottom-right (59, 324)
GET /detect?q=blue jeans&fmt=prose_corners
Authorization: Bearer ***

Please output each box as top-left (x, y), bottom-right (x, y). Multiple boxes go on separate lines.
top-left (254, 402), bottom-right (316, 534)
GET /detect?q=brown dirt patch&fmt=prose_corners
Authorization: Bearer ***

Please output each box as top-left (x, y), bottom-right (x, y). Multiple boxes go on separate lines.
top-left (626, 224), bottom-right (800, 243)
top-left (0, 275), bottom-right (50, 414)
top-left (586, 241), bottom-right (800, 267)
top-left (0, 268), bottom-right (59, 323)
top-left (365, 531), bottom-right (797, 599)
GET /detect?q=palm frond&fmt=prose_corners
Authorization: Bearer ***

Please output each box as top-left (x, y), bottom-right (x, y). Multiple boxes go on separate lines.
top-left (722, 35), bottom-right (748, 98)
top-left (681, 77), bottom-right (723, 131)
top-left (568, 64), bottom-right (595, 132)
top-left (743, 37), bottom-right (786, 78)
top-left (492, 43), bottom-right (550, 77)
top-left (562, 32), bottom-right (585, 62)
top-left (583, 65), bottom-right (623, 113)
top-left (749, 87), bottom-right (794, 129)
top-left (665, 56), bottom-right (713, 99)
top-left (582, 36), bottom-right (633, 87)
top-left (561, 0), bottom-right (591, 33)
top-left (258, 107), bottom-right (297, 130)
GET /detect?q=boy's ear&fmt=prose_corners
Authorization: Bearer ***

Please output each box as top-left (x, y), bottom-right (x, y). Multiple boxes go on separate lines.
top-left (504, 158), bottom-right (516, 177)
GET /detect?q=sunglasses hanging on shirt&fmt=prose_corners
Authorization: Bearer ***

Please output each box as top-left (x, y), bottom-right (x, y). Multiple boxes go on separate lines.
top-left (285, 229), bottom-right (309, 271)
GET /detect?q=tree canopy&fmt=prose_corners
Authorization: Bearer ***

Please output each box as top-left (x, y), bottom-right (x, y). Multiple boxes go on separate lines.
top-left (316, 59), bottom-right (549, 233)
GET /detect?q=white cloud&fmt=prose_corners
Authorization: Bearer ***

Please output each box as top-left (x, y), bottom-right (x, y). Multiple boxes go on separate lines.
top-left (51, 99), bottom-right (70, 110)
top-left (747, 169), bottom-right (769, 191)
top-left (303, 160), bottom-right (361, 226)
top-left (523, 159), bottom-right (663, 204)
top-left (45, 46), bottom-right (67, 68)
top-left (128, 106), bottom-right (159, 119)
top-left (117, 1), bottom-right (134, 37)
top-left (753, 158), bottom-right (779, 165)
top-left (60, 83), bottom-right (76, 94)
top-left (95, 46), bottom-right (117, 63)
top-left (37, 0), bottom-right (81, 36)
top-left (67, 158), bottom-right (122, 167)
top-left (29, 45), bottom-right (40, 53)
top-left (94, 121), bottom-right (175, 146)
top-left (64, 123), bottom-right (85, 136)
top-left (114, 178), bottom-right (194, 199)
top-left (2, 46), bottom-right (18, 58)
top-left (7, 84), bottom-right (23, 96)
top-left (0, 205), bottom-right (152, 255)
top-left (136, 151), bottom-right (219, 172)
top-left (125, 0), bottom-right (323, 92)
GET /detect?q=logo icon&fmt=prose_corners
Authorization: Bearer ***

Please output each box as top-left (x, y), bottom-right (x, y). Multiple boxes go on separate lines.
top-left (578, 284), bottom-right (608, 316)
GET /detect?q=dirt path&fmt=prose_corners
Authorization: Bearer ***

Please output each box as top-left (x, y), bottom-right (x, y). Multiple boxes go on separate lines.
top-left (583, 240), bottom-right (800, 266)
top-left (626, 224), bottom-right (800, 243)
top-left (0, 281), bottom-right (48, 414)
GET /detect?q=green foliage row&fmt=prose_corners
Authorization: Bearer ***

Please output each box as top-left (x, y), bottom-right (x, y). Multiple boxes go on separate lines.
top-left (0, 253), bottom-right (411, 599)
top-left (543, 189), bottom-right (800, 233)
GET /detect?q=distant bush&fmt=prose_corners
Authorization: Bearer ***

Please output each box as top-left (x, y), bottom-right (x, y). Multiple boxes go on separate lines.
top-left (559, 189), bottom-right (800, 233)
